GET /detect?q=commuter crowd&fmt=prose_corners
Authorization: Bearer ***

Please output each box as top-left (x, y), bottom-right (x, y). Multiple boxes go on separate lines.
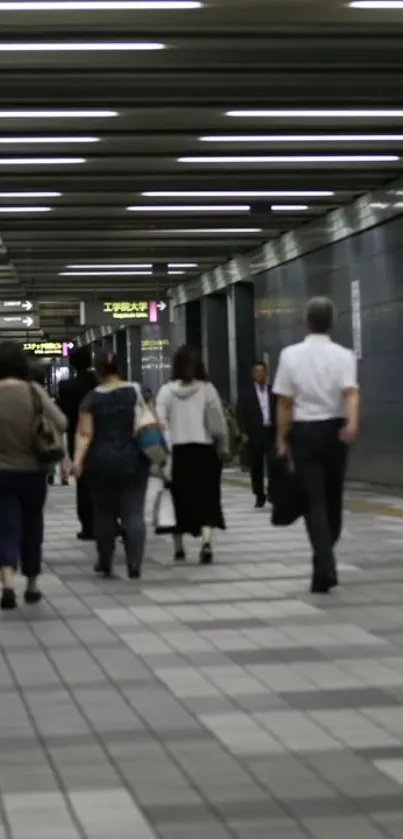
top-left (0, 296), bottom-right (360, 611)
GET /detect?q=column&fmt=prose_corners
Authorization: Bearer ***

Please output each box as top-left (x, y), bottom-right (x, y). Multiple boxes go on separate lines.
top-left (227, 282), bottom-right (256, 403)
top-left (126, 325), bottom-right (141, 382)
top-left (115, 329), bottom-right (128, 379)
top-left (102, 334), bottom-right (114, 353)
top-left (201, 293), bottom-right (230, 402)
top-left (185, 300), bottom-right (202, 348)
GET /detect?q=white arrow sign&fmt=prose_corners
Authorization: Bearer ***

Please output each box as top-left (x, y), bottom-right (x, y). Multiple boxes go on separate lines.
top-left (23, 316), bottom-right (34, 327)
top-left (22, 301), bottom-right (33, 311)
top-left (157, 301), bottom-right (167, 311)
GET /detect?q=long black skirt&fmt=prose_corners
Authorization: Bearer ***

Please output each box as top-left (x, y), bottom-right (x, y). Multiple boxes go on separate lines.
top-left (171, 443), bottom-right (225, 537)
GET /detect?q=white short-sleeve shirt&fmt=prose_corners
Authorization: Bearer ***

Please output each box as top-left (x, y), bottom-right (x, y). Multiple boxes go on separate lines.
top-left (273, 334), bottom-right (358, 422)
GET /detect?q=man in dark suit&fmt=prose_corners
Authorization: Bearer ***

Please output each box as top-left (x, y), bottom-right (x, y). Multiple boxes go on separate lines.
top-left (237, 361), bottom-right (276, 508)
top-left (58, 347), bottom-right (97, 539)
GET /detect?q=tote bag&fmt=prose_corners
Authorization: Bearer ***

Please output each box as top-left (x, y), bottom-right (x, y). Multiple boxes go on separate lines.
top-left (153, 485), bottom-right (176, 534)
top-left (132, 383), bottom-right (167, 467)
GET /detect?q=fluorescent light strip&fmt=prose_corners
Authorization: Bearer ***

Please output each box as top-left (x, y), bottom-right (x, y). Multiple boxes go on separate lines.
top-left (271, 205), bottom-right (308, 211)
top-left (0, 109), bottom-right (117, 117)
top-left (201, 134), bottom-right (403, 143)
top-left (168, 262), bottom-right (198, 267)
top-left (128, 204), bottom-right (251, 212)
top-left (227, 109), bottom-right (403, 118)
top-left (179, 155), bottom-right (399, 163)
top-left (0, 205), bottom-right (52, 212)
top-left (349, 2), bottom-right (403, 7)
top-left (0, 136), bottom-right (99, 143)
top-left (0, 190), bottom-right (61, 196)
top-left (0, 41), bottom-right (165, 51)
top-left (143, 190), bottom-right (334, 197)
top-left (0, 0), bottom-right (201, 8)
top-left (67, 262), bottom-right (152, 268)
top-left (0, 157), bottom-right (85, 164)
top-left (146, 228), bottom-right (262, 234)
top-left (60, 270), bottom-right (153, 276)
top-left (168, 270), bottom-right (185, 275)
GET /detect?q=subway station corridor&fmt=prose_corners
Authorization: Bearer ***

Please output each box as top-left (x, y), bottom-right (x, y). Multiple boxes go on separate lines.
top-left (1, 482), bottom-right (403, 839)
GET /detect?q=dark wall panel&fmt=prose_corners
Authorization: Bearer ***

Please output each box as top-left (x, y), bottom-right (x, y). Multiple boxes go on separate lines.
top-left (254, 215), bottom-right (403, 487)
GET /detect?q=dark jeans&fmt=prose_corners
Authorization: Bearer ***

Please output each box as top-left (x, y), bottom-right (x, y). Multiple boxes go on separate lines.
top-left (249, 426), bottom-right (275, 500)
top-left (92, 477), bottom-right (148, 571)
top-left (292, 419), bottom-right (348, 581)
top-left (0, 470), bottom-right (47, 577)
top-left (76, 471), bottom-right (94, 536)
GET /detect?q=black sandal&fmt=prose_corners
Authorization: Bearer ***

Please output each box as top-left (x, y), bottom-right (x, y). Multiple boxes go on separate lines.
top-left (1, 588), bottom-right (17, 610)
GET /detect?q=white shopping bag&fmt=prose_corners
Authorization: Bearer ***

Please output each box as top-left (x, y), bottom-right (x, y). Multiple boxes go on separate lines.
top-left (153, 486), bottom-right (176, 534)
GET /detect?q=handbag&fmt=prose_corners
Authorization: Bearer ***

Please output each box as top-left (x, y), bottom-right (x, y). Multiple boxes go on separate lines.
top-left (132, 383), bottom-right (167, 466)
top-left (29, 384), bottom-right (65, 465)
top-left (269, 454), bottom-right (304, 527)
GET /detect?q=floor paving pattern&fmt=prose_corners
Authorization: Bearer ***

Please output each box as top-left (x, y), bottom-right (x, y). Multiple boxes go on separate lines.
top-left (2, 479), bottom-right (403, 838)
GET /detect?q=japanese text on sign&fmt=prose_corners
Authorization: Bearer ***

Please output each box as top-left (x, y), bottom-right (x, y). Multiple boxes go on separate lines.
top-left (103, 301), bottom-right (149, 320)
top-left (24, 342), bottom-right (63, 356)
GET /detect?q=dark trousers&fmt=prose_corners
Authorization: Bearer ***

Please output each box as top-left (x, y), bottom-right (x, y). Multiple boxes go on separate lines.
top-left (0, 471), bottom-right (47, 577)
top-left (92, 477), bottom-right (148, 571)
top-left (249, 427), bottom-right (275, 500)
top-left (292, 419), bottom-right (348, 580)
top-left (76, 471), bottom-right (94, 536)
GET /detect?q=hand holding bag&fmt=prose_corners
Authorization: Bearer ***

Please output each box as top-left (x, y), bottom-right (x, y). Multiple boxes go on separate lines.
top-left (132, 383), bottom-right (167, 466)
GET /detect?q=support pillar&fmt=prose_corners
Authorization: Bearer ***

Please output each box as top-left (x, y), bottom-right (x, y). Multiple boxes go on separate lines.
top-left (227, 282), bottom-right (256, 403)
top-left (201, 293), bottom-right (230, 402)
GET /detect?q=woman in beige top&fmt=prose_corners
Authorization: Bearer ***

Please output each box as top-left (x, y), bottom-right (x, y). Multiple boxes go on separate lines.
top-left (0, 341), bottom-right (67, 610)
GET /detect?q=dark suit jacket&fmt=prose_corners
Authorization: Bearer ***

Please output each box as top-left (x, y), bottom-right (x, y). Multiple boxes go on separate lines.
top-left (237, 383), bottom-right (276, 450)
top-left (58, 369), bottom-right (98, 457)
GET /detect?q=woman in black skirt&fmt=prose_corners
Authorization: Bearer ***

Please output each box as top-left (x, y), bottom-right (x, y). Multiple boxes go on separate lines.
top-left (156, 345), bottom-right (228, 564)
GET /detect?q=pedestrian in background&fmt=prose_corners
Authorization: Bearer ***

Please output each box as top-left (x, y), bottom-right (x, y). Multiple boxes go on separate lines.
top-left (273, 297), bottom-right (360, 593)
top-left (58, 347), bottom-right (97, 539)
top-left (237, 361), bottom-right (276, 508)
top-left (156, 344), bottom-right (228, 565)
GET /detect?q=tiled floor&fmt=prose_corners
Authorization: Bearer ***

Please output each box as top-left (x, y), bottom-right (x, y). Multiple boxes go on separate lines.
top-left (2, 479), bottom-right (403, 838)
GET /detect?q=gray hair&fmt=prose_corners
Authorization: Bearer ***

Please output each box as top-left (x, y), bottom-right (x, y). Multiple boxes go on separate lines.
top-left (305, 297), bottom-right (336, 334)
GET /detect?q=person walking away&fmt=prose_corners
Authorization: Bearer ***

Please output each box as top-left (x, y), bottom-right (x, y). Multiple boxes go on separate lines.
top-left (58, 347), bottom-right (97, 539)
top-left (29, 361), bottom-right (69, 486)
top-left (0, 341), bottom-right (67, 609)
top-left (273, 297), bottom-right (360, 594)
top-left (73, 351), bottom-right (149, 579)
top-left (237, 362), bottom-right (276, 508)
top-left (156, 344), bottom-right (228, 565)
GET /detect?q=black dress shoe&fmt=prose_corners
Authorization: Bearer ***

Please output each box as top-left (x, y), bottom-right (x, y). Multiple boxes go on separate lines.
top-left (128, 565), bottom-right (141, 579)
top-left (329, 571), bottom-right (339, 588)
top-left (1, 588), bottom-right (17, 610)
top-left (24, 589), bottom-right (43, 605)
top-left (311, 576), bottom-right (331, 594)
top-left (174, 549), bottom-right (186, 562)
top-left (254, 496), bottom-right (266, 509)
top-left (199, 544), bottom-right (213, 565)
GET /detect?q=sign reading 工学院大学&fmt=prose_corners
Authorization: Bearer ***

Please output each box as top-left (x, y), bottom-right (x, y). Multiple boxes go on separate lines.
top-left (80, 299), bottom-right (167, 326)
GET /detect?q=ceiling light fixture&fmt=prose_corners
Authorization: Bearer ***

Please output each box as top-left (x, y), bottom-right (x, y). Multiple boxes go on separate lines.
top-left (146, 228), bottom-right (262, 234)
top-left (168, 270), bottom-right (185, 275)
top-left (179, 155), bottom-right (399, 163)
top-left (67, 262), bottom-right (153, 268)
top-left (0, 205), bottom-right (52, 212)
top-left (143, 190), bottom-right (334, 197)
top-left (0, 157), bottom-right (86, 165)
top-left (0, 136), bottom-right (99, 143)
top-left (0, 191), bottom-right (62, 197)
top-left (128, 204), bottom-right (251, 212)
top-left (227, 109), bottom-right (403, 118)
top-left (60, 270), bottom-right (154, 276)
top-left (349, 2), bottom-right (403, 7)
top-left (0, 41), bottom-right (165, 51)
top-left (201, 134), bottom-right (403, 143)
top-left (0, 0), bottom-right (201, 7)
top-left (168, 262), bottom-right (198, 267)
top-left (0, 109), bottom-right (117, 117)
top-left (271, 205), bottom-right (309, 211)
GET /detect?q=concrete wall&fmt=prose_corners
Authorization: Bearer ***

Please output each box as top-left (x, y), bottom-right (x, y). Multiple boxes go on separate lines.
top-left (254, 216), bottom-right (403, 487)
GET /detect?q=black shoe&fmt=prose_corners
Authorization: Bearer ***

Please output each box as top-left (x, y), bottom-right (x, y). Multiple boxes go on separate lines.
top-left (255, 496), bottom-right (266, 509)
top-left (77, 531), bottom-right (94, 541)
top-left (47, 474), bottom-right (55, 486)
top-left (199, 544), bottom-right (213, 565)
top-left (329, 570), bottom-right (339, 588)
top-left (62, 479), bottom-right (69, 487)
top-left (24, 589), bottom-right (42, 605)
top-left (128, 565), bottom-right (140, 579)
top-left (94, 560), bottom-right (102, 573)
top-left (174, 549), bottom-right (186, 562)
top-left (1, 588), bottom-right (17, 610)
top-left (311, 576), bottom-right (331, 594)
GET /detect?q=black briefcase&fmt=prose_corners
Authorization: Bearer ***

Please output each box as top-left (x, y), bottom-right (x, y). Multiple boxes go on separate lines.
top-left (269, 455), bottom-right (304, 527)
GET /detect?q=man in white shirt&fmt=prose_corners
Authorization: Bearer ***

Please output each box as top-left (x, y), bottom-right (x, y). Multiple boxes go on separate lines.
top-left (237, 362), bottom-right (276, 507)
top-left (273, 297), bottom-right (360, 593)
